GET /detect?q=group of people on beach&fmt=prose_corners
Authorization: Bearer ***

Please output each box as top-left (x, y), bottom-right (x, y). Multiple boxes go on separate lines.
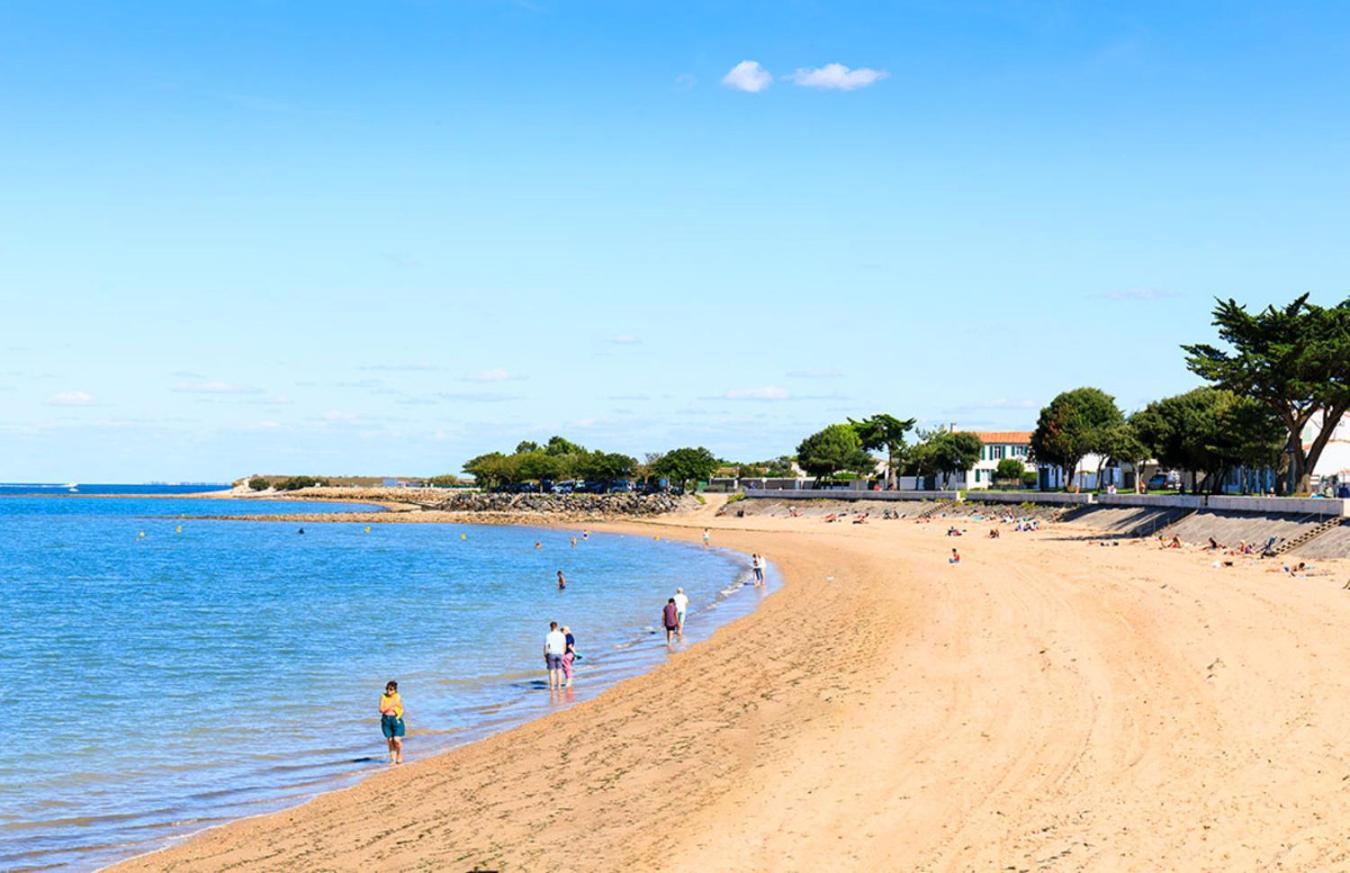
top-left (376, 530), bottom-right (769, 764)
top-left (544, 621), bottom-right (579, 690)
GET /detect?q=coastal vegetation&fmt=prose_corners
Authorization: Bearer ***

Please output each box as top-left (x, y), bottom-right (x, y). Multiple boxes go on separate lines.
top-left (1182, 294), bottom-right (1349, 494)
top-left (462, 436), bottom-right (639, 490)
top-left (907, 427), bottom-right (983, 489)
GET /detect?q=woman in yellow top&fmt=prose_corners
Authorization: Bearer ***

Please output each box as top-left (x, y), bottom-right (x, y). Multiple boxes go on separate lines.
top-left (379, 680), bottom-right (405, 765)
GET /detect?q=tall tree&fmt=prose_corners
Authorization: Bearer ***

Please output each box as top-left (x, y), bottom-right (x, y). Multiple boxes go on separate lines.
top-left (910, 428), bottom-right (983, 489)
top-left (1132, 387), bottom-right (1284, 493)
top-left (576, 450), bottom-right (637, 485)
top-left (651, 446), bottom-right (719, 491)
top-left (849, 414), bottom-right (917, 489)
top-left (1183, 295), bottom-right (1350, 493)
top-left (545, 435), bottom-right (586, 456)
top-left (1101, 422), bottom-right (1150, 493)
top-left (796, 424), bottom-right (874, 480)
top-left (1030, 387), bottom-right (1125, 491)
top-left (462, 452), bottom-right (518, 490)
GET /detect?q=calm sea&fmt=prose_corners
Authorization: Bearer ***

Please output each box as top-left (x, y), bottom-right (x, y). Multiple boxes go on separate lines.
top-left (0, 489), bottom-right (769, 871)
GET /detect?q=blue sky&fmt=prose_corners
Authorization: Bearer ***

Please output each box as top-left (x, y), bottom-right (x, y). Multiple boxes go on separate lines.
top-left (2, 1), bottom-right (1349, 481)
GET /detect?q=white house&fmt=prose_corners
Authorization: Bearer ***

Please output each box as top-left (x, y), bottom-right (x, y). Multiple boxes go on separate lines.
top-left (959, 431), bottom-right (1033, 489)
top-left (1307, 414), bottom-right (1350, 489)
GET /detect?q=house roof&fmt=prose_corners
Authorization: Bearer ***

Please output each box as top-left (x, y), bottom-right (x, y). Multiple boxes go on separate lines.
top-left (972, 431), bottom-right (1033, 445)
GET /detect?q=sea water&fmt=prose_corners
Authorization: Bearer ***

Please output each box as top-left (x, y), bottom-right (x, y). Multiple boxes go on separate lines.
top-left (0, 492), bottom-right (769, 870)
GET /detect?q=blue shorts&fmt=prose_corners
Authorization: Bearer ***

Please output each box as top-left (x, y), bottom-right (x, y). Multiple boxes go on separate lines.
top-left (546, 654), bottom-right (563, 669)
top-left (381, 714), bottom-right (405, 739)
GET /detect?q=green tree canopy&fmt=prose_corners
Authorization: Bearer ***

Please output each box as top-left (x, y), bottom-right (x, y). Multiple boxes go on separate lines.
top-left (514, 440), bottom-right (541, 454)
top-left (651, 446), bottom-right (719, 489)
top-left (576, 450), bottom-right (637, 484)
top-left (1100, 422), bottom-right (1150, 492)
top-left (849, 413), bottom-right (917, 488)
top-left (1029, 387), bottom-right (1125, 491)
top-left (994, 458), bottom-right (1026, 483)
top-left (796, 424), bottom-right (874, 479)
top-left (545, 435), bottom-right (586, 456)
top-left (1183, 294), bottom-right (1350, 493)
top-left (462, 452), bottom-right (517, 489)
top-left (910, 428), bottom-right (982, 488)
top-left (1131, 387), bottom-right (1284, 493)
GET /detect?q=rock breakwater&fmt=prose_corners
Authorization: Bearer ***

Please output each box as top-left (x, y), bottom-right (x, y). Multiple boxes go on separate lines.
top-left (250, 486), bottom-right (695, 518)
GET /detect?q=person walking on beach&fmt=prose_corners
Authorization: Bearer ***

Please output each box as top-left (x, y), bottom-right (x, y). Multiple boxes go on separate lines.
top-left (751, 553), bottom-right (765, 586)
top-left (702, 528), bottom-right (711, 547)
top-left (557, 569), bottom-right (566, 590)
top-left (379, 680), bottom-right (405, 766)
top-left (561, 625), bottom-right (577, 688)
top-left (663, 598), bottom-right (680, 646)
top-left (544, 621), bottom-right (567, 690)
top-left (673, 587), bottom-right (689, 636)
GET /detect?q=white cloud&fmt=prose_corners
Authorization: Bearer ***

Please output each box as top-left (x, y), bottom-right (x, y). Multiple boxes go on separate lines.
top-left (48, 390), bottom-right (95, 406)
top-left (724, 386), bottom-right (790, 400)
top-left (461, 368), bottom-right (520, 383)
top-left (1101, 287), bottom-right (1181, 301)
top-left (609, 334), bottom-right (641, 345)
top-left (787, 63), bottom-right (889, 91)
top-left (722, 60), bottom-right (773, 93)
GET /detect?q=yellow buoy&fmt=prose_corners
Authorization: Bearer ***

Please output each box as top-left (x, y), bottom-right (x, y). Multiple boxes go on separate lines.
top-left (137, 531), bottom-right (145, 538)
top-left (364, 526), bottom-right (371, 534)
top-left (460, 533), bottom-right (467, 540)
top-left (176, 525), bottom-right (182, 534)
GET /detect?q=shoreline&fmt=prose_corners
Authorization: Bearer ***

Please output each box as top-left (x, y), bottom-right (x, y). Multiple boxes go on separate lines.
top-left (92, 508), bottom-right (768, 872)
top-left (112, 504), bottom-right (1350, 872)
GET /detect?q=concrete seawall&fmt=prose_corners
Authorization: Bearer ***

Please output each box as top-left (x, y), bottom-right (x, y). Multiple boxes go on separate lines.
top-left (967, 491), bottom-right (1094, 506)
top-left (742, 490), bottom-right (959, 501)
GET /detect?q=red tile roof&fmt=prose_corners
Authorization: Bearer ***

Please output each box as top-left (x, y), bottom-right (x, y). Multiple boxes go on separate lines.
top-left (971, 431), bottom-right (1033, 445)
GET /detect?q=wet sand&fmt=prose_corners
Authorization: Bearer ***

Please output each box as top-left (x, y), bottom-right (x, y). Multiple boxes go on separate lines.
top-left (112, 503), bottom-right (1350, 872)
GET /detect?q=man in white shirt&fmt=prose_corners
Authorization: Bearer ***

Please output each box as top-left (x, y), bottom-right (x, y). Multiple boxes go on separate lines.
top-left (544, 621), bottom-right (567, 690)
top-left (673, 587), bottom-right (689, 635)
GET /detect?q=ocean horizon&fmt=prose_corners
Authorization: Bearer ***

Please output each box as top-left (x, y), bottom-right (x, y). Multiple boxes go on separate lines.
top-left (0, 492), bottom-right (772, 871)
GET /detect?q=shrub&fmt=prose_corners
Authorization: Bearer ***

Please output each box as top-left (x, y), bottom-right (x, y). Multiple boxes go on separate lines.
top-left (1021, 471), bottom-right (1039, 487)
top-left (275, 475), bottom-right (324, 491)
top-left (248, 477), bottom-right (270, 491)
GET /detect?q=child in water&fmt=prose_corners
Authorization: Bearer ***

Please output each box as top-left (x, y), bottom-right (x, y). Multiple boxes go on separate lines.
top-left (379, 680), bottom-right (405, 765)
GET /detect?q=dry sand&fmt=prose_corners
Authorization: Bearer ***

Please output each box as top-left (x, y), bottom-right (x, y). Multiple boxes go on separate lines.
top-left (112, 501), bottom-right (1350, 872)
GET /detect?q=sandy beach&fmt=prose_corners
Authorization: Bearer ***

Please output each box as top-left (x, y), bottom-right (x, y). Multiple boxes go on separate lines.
top-left (112, 499), bottom-right (1350, 872)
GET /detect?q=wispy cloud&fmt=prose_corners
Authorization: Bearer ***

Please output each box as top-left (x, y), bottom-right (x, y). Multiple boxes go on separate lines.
top-left (674, 73), bottom-right (696, 91)
top-left (608, 393), bottom-right (650, 401)
top-left (172, 379), bottom-right (264, 395)
top-left (460, 368), bottom-right (523, 383)
top-left (786, 368), bottom-right (843, 379)
top-left (48, 390), bottom-right (96, 406)
top-left (1101, 287), bottom-right (1181, 301)
top-left (724, 386), bottom-right (790, 400)
top-left (609, 334), bottom-right (641, 345)
top-left (722, 60), bottom-right (772, 93)
top-left (787, 63), bottom-right (888, 91)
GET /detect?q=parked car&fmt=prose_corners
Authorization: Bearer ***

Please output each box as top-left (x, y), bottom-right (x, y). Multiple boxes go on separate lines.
top-left (607, 481), bottom-right (635, 493)
top-left (1145, 472), bottom-right (1180, 490)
